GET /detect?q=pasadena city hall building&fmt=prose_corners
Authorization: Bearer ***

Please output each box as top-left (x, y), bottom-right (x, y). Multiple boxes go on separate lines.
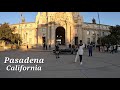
top-left (10, 12), bottom-right (110, 48)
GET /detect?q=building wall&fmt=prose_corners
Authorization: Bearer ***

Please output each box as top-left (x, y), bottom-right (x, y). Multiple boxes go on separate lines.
top-left (36, 12), bottom-right (82, 47)
top-left (82, 23), bottom-right (110, 45)
top-left (10, 12), bottom-right (111, 47)
top-left (10, 22), bottom-right (37, 46)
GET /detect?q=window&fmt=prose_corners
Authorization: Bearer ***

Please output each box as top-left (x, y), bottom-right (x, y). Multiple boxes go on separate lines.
top-left (104, 26), bottom-right (106, 29)
top-left (50, 26), bottom-right (52, 44)
top-left (95, 25), bottom-right (98, 28)
top-left (29, 38), bottom-right (32, 44)
top-left (106, 32), bottom-right (109, 36)
top-left (29, 31), bottom-right (32, 36)
top-left (93, 38), bottom-right (95, 43)
top-left (87, 30), bottom-right (90, 35)
top-left (24, 34), bottom-right (26, 39)
top-left (42, 28), bottom-right (46, 32)
top-left (102, 32), bottom-right (104, 36)
top-left (87, 38), bottom-right (90, 44)
top-left (92, 31), bottom-right (95, 35)
top-left (75, 29), bottom-right (78, 34)
top-left (106, 26), bottom-right (107, 29)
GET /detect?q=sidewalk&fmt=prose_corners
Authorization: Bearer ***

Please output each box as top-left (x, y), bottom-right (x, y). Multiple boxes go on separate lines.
top-left (28, 46), bottom-right (54, 52)
top-left (28, 49), bottom-right (53, 52)
top-left (0, 50), bottom-right (120, 78)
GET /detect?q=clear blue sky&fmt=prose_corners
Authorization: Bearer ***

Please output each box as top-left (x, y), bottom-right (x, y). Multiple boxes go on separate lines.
top-left (0, 12), bottom-right (119, 26)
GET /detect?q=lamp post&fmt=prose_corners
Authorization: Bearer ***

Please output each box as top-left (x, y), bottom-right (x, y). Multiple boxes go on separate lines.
top-left (64, 19), bottom-right (67, 45)
top-left (64, 16), bottom-right (69, 45)
top-left (70, 26), bottom-right (71, 44)
top-left (46, 12), bottom-right (48, 48)
top-left (97, 12), bottom-right (101, 45)
top-left (76, 24), bottom-right (80, 43)
top-left (36, 27), bottom-right (38, 46)
top-left (18, 12), bottom-right (24, 46)
top-left (18, 22), bottom-right (20, 46)
top-left (49, 22), bottom-right (52, 49)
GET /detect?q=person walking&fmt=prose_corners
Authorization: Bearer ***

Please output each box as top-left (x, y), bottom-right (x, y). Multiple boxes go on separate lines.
top-left (27, 45), bottom-right (28, 50)
top-left (75, 40), bottom-right (85, 65)
top-left (43, 43), bottom-right (46, 50)
top-left (55, 43), bottom-right (60, 59)
top-left (110, 45), bottom-right (114, 54)
top-left (46, 44), bottom-right (47, 50)
top-left (88, 42), bottom-right (93, 56)
top-left (71, 44), bottom-right (75, 54)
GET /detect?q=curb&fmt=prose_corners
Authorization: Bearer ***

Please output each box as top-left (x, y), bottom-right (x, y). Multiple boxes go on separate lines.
top-left (28, 50), bottom-right (53, 52)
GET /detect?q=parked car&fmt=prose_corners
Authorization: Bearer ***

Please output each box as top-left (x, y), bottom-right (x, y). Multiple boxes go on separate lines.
top-left (53, 49), bottom-right (71, 54)
top-left (53, 48), bottom-right (77, 55)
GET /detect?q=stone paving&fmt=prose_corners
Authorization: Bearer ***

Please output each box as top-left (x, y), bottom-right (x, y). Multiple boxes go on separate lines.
top-left (0, 49), bottom-right (120, 78)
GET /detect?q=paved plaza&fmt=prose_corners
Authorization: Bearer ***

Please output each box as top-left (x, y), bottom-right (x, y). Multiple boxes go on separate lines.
top-left (0, 49), bottom-right (120, 78)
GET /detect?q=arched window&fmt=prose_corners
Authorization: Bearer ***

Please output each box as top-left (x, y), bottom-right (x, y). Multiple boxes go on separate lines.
top-left (92, 31), bottom-right (95, 35)
top-left (87, 30), bottom-right (90, 35)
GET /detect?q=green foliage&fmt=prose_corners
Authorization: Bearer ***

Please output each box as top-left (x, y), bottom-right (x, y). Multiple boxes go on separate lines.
top-left (99, 25), bottom-right (120, 45)
top-left (109, 25), bottom-right (120, 45)
top-left (0, 23), bottom-right (22, 44)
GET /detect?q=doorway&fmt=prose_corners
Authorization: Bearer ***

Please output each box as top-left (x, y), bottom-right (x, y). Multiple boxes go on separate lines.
top-left (55, 27), bottom-right (65, 45)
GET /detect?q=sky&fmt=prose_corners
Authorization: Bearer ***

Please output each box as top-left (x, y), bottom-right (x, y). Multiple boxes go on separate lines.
top-left (0, 12), bottom-right (120, 26)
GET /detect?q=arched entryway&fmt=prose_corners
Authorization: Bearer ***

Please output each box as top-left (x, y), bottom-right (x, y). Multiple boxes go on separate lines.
top-left (55, 27), bottom-right (65, 45)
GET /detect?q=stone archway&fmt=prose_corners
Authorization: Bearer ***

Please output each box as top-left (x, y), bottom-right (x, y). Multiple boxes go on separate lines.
top-left (55, 26), bottom-right (65, 45)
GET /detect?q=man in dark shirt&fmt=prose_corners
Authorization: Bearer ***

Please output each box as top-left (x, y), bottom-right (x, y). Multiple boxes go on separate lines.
top-left (88, 42), bottom-right (93, 56)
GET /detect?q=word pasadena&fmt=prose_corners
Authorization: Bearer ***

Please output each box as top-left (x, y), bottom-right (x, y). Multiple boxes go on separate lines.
top-left (6, 65), bottom-right (42, 72)
top-left (4, 57), bottom-right (44, 64)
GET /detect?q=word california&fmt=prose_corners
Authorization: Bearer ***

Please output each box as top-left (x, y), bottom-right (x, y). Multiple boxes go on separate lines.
top-left (6, 65), bottom-right (42, 72)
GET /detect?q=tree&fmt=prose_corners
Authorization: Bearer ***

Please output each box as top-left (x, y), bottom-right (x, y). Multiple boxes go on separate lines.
top-left (109, 25), bottom-right (120, 45)
top-left (0, 23), bottom-right (22, 44)
top-left (98, 25), bottom-right (120, 45)
top-left (0, 23), bottom-right (13, 42)
top-left (97, 37), bottom-right (100, 45)
top-left (11, 33), bottom-right (22, 44)
top-left (101, 35), bottom-right (111, 45)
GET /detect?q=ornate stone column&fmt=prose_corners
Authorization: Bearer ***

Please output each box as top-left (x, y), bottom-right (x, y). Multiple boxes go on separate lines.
top-left (65, 21), bottom-right (68, 46)
top-left (52, 22), bottom-right (56, 47)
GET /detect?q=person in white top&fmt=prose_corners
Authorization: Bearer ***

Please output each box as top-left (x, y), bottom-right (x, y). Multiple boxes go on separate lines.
top-left (75, 40), bottom-right (85, 65)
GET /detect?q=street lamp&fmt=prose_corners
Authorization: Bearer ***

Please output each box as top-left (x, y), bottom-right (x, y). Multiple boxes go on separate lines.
top-left (97, 12), bottom-right (101, 45)
top-left (46, 12), bottom-right (48, 47)
top-left (63, 16), bottom-right (69, 45)
top-left (70, 26), bottom-right (71, 44)
top-left (49, 22), bottom-right (52, 48)
top-left (18, 22), bottom-right (20, 46)
top-left (36, 27), bottom-right (38, 46)
top-left (64, 19), bottom-right (67, 45)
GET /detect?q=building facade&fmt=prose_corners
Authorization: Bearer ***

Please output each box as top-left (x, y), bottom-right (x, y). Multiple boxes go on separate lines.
top-left (10, 12), bottom-right (110, 48)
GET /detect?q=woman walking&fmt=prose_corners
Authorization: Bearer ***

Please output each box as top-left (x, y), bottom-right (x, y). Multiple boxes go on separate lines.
top-left (75, 40), bottom-right (85, 65)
